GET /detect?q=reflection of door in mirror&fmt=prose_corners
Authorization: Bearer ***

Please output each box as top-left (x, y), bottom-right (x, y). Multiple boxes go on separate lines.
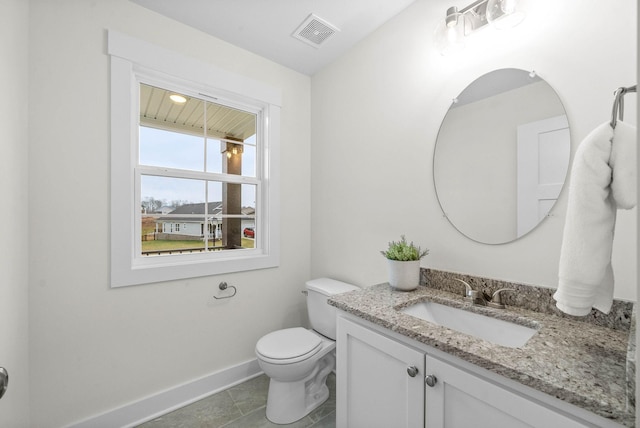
top-left (433, 69), bottom-right (570, 245)
top-left (516, 116), bottom-right (570, 237)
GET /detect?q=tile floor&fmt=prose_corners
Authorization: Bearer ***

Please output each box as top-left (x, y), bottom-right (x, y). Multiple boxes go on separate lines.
top-left (136, 373), bottom-right (336, 428)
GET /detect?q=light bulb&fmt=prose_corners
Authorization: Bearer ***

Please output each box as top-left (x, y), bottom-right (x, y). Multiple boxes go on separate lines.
top-left (434, 12), bottom-right (465, 56)
top-left (486, 0), bottom-right (525, 29)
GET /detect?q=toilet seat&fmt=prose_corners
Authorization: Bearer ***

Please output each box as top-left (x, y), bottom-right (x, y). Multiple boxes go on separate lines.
top-left (256, 327), bottom-right (323, 365)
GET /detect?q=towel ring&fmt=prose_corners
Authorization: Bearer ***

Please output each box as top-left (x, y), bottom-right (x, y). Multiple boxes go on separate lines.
top-left (610, 85), bottom-right (637, 129)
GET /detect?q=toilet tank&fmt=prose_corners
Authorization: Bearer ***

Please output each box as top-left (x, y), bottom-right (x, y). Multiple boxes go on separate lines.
top-left (306, 278), bottom-right (359, 340)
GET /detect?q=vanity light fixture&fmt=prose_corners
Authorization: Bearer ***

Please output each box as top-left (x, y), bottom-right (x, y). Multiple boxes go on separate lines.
top-left (486, 0), bottom-right (526, 29)
top-left (435, 0), bottom-right (525, 55)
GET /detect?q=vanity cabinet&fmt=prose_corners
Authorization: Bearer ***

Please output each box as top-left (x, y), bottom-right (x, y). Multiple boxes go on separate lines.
top-left (336, 315), bottom-right (425, 428)
top-left (337, 314), bottom-right (620, 428)
top-left (425, 355), bottom-right (587, 428)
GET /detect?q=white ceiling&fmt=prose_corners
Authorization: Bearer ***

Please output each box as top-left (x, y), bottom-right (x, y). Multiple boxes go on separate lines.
top-left (131, 0), bottom-right (417, 76)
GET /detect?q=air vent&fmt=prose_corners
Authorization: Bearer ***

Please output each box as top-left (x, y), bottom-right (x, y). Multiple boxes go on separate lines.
top-left (292, 14), bottom-right (340, 48)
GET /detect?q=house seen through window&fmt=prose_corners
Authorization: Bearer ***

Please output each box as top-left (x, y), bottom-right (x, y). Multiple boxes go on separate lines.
top-left (138, 83), bottom-right (258, 256)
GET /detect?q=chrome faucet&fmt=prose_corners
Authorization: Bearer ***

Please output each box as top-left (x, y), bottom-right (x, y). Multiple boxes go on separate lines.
top-left (454, 278), bottom-right (513, 309)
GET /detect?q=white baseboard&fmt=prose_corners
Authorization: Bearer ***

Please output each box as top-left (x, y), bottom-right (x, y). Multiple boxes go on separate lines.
top-left (67, 359), bottom-right (262, 428)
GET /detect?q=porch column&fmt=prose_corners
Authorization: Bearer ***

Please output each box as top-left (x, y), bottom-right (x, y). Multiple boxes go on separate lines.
top-left (222, 139), bottom-right (242, 249)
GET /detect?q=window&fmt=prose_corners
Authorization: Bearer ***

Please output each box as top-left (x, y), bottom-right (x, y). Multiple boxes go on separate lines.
top-left (138, 82), bottom-right (258, 255)
top-left (109, 31), bottom-right (281, 287)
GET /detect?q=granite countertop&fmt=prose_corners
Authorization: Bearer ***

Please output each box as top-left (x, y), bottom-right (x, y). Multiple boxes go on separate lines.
top-left (329, 282), bottom-right (634, 427)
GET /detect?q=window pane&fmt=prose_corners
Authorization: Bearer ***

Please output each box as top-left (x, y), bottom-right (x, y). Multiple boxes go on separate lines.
top-left (208, 137), bottom-right (257, 177)
top-left (206, 102), bottom-right (256, 150)
top-left (242, 134), bottom-right (257, 178)
top-left (207, 182), bottom-right (256, 249)
top-left (140, 126), bottom-right (205, 171)
top-left (141, 175), bottom-right (204, 208)
top-left (240, 183), bottom-right (256, 213)
top-left (240, 182), bottom-right (256, 249)
top-left (141, 175), bottom-right (206, 256)
top-left (207, 182), bottom-right (256, 215)
top-left (139, 83), bottom-right (206, 171)
top-left (206, 139), bottom-right (223, 174)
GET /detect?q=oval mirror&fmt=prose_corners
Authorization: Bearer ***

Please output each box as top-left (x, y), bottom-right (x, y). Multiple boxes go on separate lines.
top-left (434, 69), bottom-right (570, 244)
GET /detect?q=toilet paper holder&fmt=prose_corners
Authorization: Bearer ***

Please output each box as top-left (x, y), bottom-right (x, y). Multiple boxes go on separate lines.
top-left (214, 281), bottom-right (237, 299)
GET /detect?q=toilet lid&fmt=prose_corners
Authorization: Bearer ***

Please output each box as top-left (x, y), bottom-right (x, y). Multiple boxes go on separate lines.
top-left (256, 327), bottom-right (322, 360)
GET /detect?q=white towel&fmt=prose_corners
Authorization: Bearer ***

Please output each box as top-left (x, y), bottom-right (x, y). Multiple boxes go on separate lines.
top-left (610, 121), bottom-right (637, 209)
top-left (554, 121), bottom-right (637, 316)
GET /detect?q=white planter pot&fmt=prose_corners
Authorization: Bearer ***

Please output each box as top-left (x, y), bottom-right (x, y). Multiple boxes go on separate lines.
top-left (387, 259), bottom-right (421, 291)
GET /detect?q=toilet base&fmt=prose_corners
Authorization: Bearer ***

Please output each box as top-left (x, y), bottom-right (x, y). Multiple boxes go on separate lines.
top-left (265, 353), bottom-right (334, 424)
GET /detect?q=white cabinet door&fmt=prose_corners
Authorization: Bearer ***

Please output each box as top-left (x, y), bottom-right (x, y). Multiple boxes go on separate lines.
top-left (425, 355), bottom-right (589, 428)
top-left (337, 316), bottom-right (425, 428)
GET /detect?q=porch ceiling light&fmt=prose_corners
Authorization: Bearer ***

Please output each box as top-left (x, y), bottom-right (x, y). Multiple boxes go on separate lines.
top-left (169, 93), bottom-right (187, 104)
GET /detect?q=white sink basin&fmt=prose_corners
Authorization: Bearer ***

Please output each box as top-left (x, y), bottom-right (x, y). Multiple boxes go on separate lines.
top-left (400, 301), bottom-right (537, 348)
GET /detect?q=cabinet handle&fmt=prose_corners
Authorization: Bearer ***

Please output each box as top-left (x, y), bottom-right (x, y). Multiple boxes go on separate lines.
top-left (407, 366), bottom-right (419, 377)
top-left (425, 374), bottom-right (437, 387)
top-left (0, 367), bottom-right (8, 400)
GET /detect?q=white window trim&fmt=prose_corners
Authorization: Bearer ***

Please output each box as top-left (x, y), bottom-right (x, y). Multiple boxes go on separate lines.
top-left (109, 30), bottom-right (281, 287)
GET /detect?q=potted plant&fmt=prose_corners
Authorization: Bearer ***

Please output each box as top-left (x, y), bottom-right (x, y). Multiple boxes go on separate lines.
top-left (380, 235), bottom-right (429, 291)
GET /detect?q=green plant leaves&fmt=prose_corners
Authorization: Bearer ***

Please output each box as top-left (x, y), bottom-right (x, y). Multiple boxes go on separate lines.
top-left (380, 235), bottom-right (429, 261)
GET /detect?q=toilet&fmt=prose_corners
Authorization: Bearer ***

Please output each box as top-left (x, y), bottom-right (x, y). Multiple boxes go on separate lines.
top-left (255, 278), bottom-right (359, 424)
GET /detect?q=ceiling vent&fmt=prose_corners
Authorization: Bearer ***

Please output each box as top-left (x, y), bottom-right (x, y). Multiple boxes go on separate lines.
top-left (292, 14), bottom-right (340, 48)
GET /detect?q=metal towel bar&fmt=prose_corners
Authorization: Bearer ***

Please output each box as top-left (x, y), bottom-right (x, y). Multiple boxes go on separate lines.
top-left (610, 84), bottom-right (637, 129)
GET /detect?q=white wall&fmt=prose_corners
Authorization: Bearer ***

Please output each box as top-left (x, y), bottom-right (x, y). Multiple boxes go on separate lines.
top-left (311, 0), bottom-right (637, 302)
top-left (0, 0), bottom-right (30, 426)
top-left (28, 0), bottom-right (311, 426)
